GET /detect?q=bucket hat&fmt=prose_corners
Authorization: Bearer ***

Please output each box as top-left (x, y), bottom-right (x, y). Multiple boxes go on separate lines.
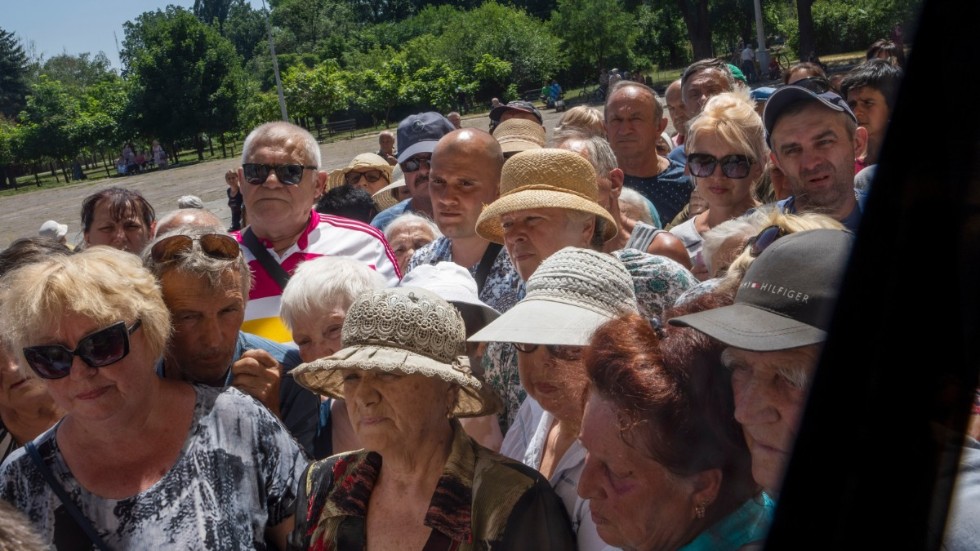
top-left (492, 118), bottom-right (546, 155)
top-left (475, 148), bottom-right (618, 244)
top-left (470, 247), bottom-right (637, 346)
top-left (291, 287), bottom-right (498, 417)
top-left (326, 153), bottom-right (393, 191)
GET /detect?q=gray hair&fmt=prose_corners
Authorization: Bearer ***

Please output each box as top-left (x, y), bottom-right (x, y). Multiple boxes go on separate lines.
top-left (618, 188), bottom-right (655, 225)
top-left (141, 226), bottom-right (252, 297)
top-left (681, 58), bottom-right (736, 92)
top-left (242, 121), bottom-right (322, 168)
top-left (280, 256), bottom-right (388, 330)
top-left (552, 134), bottom-right (619, 178)
top-left (384, 212), bottom-right (442, 243)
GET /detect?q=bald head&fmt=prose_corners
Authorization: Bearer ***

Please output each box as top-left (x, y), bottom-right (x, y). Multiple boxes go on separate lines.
top-left (433, 129), bottom-right (504, 173)
top-left (429, 129), bottom-right (504, 240)
top-left (156, 208), bottom-right (225, 237)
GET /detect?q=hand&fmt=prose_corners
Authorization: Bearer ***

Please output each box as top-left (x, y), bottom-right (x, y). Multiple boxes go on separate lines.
top-left (231, 349), bottom-right (282, 418)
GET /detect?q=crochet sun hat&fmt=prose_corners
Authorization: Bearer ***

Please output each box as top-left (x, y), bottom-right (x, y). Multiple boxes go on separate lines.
top-left (291, 287), bottom-right (497, 418)
top-left (475, 148), bottom-right (618, 244)
top-left (469, 247), bottom-right (638, 346)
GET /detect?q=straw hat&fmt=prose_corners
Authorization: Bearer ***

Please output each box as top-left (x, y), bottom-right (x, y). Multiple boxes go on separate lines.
top-left (326, 153), bottom-right (393, 190)
top-left (492, 118), bottom-right (546, 154)
top-left (371, 164), bottom-right (405, 211)
top-left (475, 148), bottom-right (618, 244)
top-left (470, 247), bottom-right (637, 346)
top-left (291, 287), bottom-right (498, 418)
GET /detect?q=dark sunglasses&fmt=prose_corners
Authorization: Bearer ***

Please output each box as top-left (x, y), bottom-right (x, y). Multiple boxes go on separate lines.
top-left (400, 156), bottom-right (431, 173)
top-left (513, 342), bottom-right (583, 361)
top-left (345, 170), bottom-right (387, 186)
top-left (242, 163), bottom-right (317, 186)
top-left (150, 233), bottom-right (241, 264)
top-left (23, 320), bottom-right (142, 379)
top-left (747, 225), bottom-right (786, 257)
top-left (687, 153), bottom-right (753, 179)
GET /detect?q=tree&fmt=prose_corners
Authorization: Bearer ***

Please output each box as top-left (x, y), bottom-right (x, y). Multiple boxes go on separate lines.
top-left (674, 0), bottom-right (714, 60)
top-left (36, 52), bottom-right (115, 91)
top-left (0, 28), bottom-right (30, 120)
top-left (796, 0), bottom-right (816, 60)
top-left (549, 0), bottom-right (635, 79)
top-left (194, 0), bottom-right (234, 28)
top-left (224, 0), bottom-right (267, 61)
top-left (282, 61), bottom-right (350, 124)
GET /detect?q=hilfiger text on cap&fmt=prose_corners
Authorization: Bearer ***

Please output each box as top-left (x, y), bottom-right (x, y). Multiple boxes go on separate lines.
top-left (741, 280), bottom-right (810, 303)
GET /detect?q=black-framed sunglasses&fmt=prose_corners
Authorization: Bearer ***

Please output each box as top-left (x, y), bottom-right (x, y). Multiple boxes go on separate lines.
top-left (344, 170), bottom-right (388, 186)
top-left (23, 320), bottom-right (142, 380)
top-left (400, 155), bottom-right (431, 173)
top-left (242, 163), bottom-right (317, 186)
top-left (687, 153), bottom-right (754, 179)
top-left (150, 233), bottom-right (241, 264)
top-left (513, 342), bottom-right (584, 361)
top-left (747, 225), bottom-right (786, 257)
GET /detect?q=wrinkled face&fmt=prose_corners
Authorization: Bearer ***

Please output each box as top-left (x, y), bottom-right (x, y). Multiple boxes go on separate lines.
top-left (240, 139), bottom-right (324, 238)
top-left (161, 268), bottom-right (245, 386)
top-left (516, 345), bottom-right (587, 421)
top-left (578, 395), bottom-right (700, 550)
top-left (291, 303), bottom-right (347, 363)
top-left (343, 370), bottom-right (455, 454)
top-left (770, 104), bottom-right (865, 214)
top-left (501, 207), bottom-right (594, 281)
top-left (84, 200), bottom-right (154, 253)
top-left (845, 86), bottom-right (889, 144)
top-left (379, 134), bottom-right (395, 154)
top-left (605, 88), bottom-right (662, 160)
top-left (687, 131), bottom-right (762, 212)
top-left (32, 312), bottom-right (154, 422)
top-left (430, 148), bottom-right (500, 241)
top-left (0, 342), bottom-right (53, 412)
top-left (388, 222), bottom-right (438, 274)
top-left (665, 84), bottom-right (689, 137)
top-left (722, 344), bottom-right (821, 496)
top-left (683, 69), bottom-right (730, 117)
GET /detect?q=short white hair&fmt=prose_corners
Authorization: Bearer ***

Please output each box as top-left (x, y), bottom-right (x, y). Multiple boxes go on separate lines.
top-left (280, 256), bottom-right (388, 330)
top-left (618, 187), bottom-right (655, 225)
top-left (383, 212), bottom-right (442, 243)
top-left (242, 121), bottom-right (322, 168)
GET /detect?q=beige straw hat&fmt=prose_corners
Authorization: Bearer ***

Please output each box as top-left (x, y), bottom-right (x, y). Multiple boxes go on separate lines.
top-left (326, 153), bottom-right (393, 191)
top-left (492, 118), bottom-right (546, 154)
top-left (291, 287), bottom-right (500, 418)
top-left (475, 148), bottom-right (618, 244)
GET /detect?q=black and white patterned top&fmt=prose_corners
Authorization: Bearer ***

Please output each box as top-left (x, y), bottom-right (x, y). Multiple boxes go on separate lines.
top-left (0, 385), bottom-right (308, 550)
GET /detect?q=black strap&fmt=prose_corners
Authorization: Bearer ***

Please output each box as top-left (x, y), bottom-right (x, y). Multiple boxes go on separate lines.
top-left (26, 442), bottom-right (111, 551)
top-left (475, 243), bottom-right (502, 294)
top-left (242, 227), bottom-right (291, 291)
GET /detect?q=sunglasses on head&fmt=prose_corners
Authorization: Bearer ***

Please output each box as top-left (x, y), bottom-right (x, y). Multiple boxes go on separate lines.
top-left (747, 225), bottom-right (786, 257)
top-left (23, 320), bottom-right (142, 380)
top-left (687, 153), bottom-right (754, 179)
top-left (513, 342), bottom-right (583, 361)
top-left (344, 170), bottom-right (388, 186)
top-left (241, 163), bottom-right (317, 186)
top-left (400, 155), bottom-right (431, 173)
top-left (150, 234), bottom-right (240, 264)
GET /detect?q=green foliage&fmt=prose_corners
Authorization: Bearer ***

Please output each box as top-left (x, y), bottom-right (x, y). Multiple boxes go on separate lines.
top-left (268, 0), bottom-right (356, 54)
top-left (549, 0), bottom-right (634, 80)
top-left (194, 0), bottom-right (234, 27)
top-left (633, 3), bottom-right (690, 70)
top-left (35, 52), bottom-right (115, 91)
top-left (807, 0), bottom-right (919, 55)
top-left (0, 28), bottom-right (30, 120)
top-left (472, 54), bottom-right (512, 99)
top-left (15, 76), bottom-right (81, 163)
top-left (282, 61), bottom-right (350, 121)
top-left (224, 0), bottom-right (268, 61)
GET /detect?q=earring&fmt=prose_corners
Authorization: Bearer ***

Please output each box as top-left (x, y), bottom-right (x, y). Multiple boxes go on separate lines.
top-left (695, 503), bottom-right (706, 520)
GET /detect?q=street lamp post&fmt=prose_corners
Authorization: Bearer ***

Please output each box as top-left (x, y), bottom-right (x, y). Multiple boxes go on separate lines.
top-left (261, 0), bottom-right (288, 121)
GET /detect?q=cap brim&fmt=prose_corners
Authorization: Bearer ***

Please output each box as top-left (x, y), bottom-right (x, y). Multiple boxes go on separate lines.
top-left (469, 297), bottom-right (615, 346)
top-left (475, 189), bottom-right (618, 244)
top-left (290, 344), bottom-right (499, 417)
top-left (669, 303), bottom-right (827, 351)
top-left (397, 141), bottom-right (438, 164)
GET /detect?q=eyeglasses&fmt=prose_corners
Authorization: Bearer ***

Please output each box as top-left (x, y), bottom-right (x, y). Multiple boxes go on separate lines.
top-left (747, 225), bottom-right (786, 257)
top-left (241, 163), bottom-right (317, 186)
top-left (150, 234), bottom-right (240, 263)
top-left (400, 155), bottom-right (431, 173)
top-left (687, 153), bottom-right (753, 179)
top-left (23, 320), bottom-right (142, 379)
top-left (513, 343), bottom-right (583, 361)
top-left (344, 170), bottom-right (388, 186)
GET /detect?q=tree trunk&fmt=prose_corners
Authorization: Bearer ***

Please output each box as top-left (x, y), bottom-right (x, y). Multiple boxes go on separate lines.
top-left (208, 135), bottom-right (214, 157)
top-left (676, 0), bottom-right (714, 60)
top-left (797, 0), bottom-right (817, 58)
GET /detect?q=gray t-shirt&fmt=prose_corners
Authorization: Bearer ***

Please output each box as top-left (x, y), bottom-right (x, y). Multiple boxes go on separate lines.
top-left (0, 385), bottom-right (308, 550)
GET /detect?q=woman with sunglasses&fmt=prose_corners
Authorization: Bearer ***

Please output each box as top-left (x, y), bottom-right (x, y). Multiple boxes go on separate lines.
top-left (670, 92), bottom-right (766, 281)
top-left (326, 153), bottom-right (393, 197)
top-left (0, 247), bottom-right (306, 550)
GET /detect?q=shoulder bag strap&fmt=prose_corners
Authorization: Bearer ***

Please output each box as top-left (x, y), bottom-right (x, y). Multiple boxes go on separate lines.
top-left (474, 243), bottom-right (503, 294)
top-left (26, 442), bottom-right (111, 551)
top-left (242, 227), bottom-right (291, 291)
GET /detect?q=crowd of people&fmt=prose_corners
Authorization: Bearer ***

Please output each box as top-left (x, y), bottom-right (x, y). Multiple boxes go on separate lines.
top-left (0, 40), bottom-right (976, 551)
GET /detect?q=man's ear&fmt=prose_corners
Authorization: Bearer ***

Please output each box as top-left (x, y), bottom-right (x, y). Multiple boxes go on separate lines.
top-left (314, 170), bottom-right (328, 196)
top-left (853, 125), bottom-right (869, 161)
top-left (608, 168), bottom-right (624, 199)
top-left (658, 115), bottom-right (669, 134)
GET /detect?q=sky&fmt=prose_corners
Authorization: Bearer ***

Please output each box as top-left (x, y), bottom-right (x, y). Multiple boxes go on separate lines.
top-left (4, 0), bottom-right (261, 70)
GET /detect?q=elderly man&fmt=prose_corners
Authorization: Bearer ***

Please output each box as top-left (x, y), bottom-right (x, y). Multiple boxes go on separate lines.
top-left (143, 226), bottom-right (320, 456)
top-left (764, 85), bottom-right (868, 232)
top-left (604, 80), bottom-right (692, 224)
top-left (681, 59), bottom-right (736, 119)
top-left (235, 121), bottom-right (399, 342)
top-left (371, 112), bottom-right (456, 231)
top-left (670, 229), bottom-right (853, 497)
top-left (377, 130), bottom-right (397, 165)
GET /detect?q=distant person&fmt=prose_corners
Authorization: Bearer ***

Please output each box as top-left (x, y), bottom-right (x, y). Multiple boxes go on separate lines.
top-left (152, 139), bottom-right (169, 169)
top-left (376, 130), bottom-right (397, 165)
top-left (740, 42), bottom-right (757, 82)
top-left (446, 111), bottom-right (462, 129)
top-left (840, 58), bottom-right (903, 168)
top-left (866, 38), bottom-right (906, 68)
top-left (225, 169), bottom-right (245, 231)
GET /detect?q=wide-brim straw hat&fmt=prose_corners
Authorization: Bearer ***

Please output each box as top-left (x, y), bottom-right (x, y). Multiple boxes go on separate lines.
top-left (492, 118), bottom-right (546, 154)
top-left (326, 153), bottom-right (393, 191)
top-left (475, 148), bottom-right (618, 244)
top-left (291, 287), bottom-right (500, 418)
top-left (371, 165), bottom-right (405, 211)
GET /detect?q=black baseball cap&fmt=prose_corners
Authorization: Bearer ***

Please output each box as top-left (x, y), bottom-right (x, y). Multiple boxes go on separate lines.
top-left (763, 85), bottom-right (858, 147)
top-left (489, 100), bottom-right (543, 125)
top-left (670, 229), bottom-right (854, 351)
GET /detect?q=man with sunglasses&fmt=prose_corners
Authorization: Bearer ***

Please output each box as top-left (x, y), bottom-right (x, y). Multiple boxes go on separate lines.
top-left (371, 112), bottom-right (456, 232)
top-left (763, 85), bottom-right (868, 233)
top-left (236, 121), bottom-right (400, 342)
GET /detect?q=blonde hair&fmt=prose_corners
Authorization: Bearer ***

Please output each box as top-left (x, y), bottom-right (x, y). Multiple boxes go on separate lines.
top-left (685, 91), bottom-right (767, 166)
top-left (554, 106), bottom-right (607, 139)
top-left (0, 246), bottom-right (171, 363)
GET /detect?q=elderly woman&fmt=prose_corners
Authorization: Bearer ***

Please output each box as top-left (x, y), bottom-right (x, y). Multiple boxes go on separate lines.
top-left (669, 92), bottom-right (766, 280)
top-left (288, 287), bottom-right (575, 550)
top-left (383, 212), bottom-right (442, 274)
top-left (471, 246), bottom-right (639, 551)
top-left (280, 255), bottom-right (387, 458)
top-left (80, 187), bottom-right (156, 253)
top-left (327, 153), bottom-right (394, 196)
top-left (0, 247), bottom-right (306, 549)
top-left (578, 310), bottom-right (772, 550)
